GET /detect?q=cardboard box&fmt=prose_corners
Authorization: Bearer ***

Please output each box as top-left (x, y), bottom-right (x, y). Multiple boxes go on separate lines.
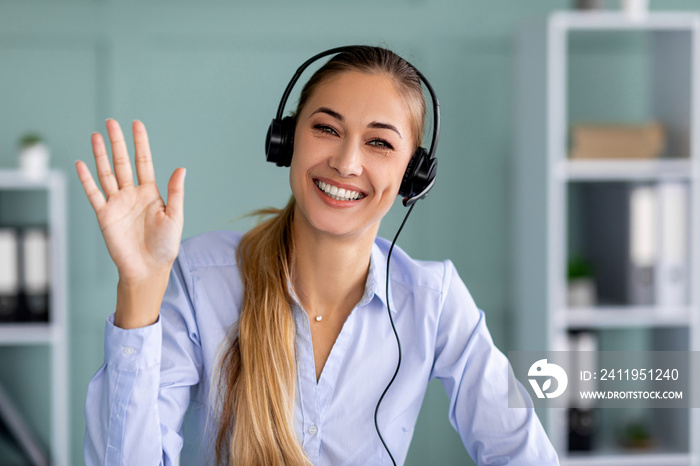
top-left (569, 122), bottom-right (666, 159)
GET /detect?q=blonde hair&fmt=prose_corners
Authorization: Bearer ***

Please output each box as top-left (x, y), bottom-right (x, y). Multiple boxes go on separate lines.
top-left (214, 46), bottom-right (427, 465)
top-left (214, 197), bottom-right (307, 465)
top-left (297, 46), bottom-right (426, 148)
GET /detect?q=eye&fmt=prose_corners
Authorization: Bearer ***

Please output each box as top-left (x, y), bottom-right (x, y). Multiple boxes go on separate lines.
top-left (314, 124), bottom-right (338, 136)
top-left (368, 139), bottom-right (394, 150)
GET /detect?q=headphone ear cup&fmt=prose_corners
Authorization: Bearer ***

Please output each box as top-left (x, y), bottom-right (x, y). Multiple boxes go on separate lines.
top-left (399, 147), bottom-right (436, 199)
top-left (265, 116), bottom-right (296, 167)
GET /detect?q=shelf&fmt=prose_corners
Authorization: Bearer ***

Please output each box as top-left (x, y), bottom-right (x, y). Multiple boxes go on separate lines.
top-left (515, 12), bottom-right (700, 463)
top-left (0, 170), bottom-right (60, 190)
top-left (562, 452), bottom-right (694, 466)
top-left (0, 323), bottom-right (60, 345)
top-left (551, 11), bottom-right (700, 31)
top-left (0, 169), bottom-right (69, 464)
top-left (559, 306), bottom-right (693, 329)
top-left (556, 159), bottom-right (693, 182)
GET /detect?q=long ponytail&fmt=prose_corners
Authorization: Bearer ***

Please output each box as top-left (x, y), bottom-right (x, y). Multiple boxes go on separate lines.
top-left (214, 197), bottom-right (311, 466)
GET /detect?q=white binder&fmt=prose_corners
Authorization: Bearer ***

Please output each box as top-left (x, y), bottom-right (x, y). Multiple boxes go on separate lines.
top-left (0, 229), bottom-right (19, 320)
top-left (628, 185), bottom-right (657, 305)
top-left (656, 182), bottom-right (689, 307)
top-left (20, 228), bottom-right (50, 320)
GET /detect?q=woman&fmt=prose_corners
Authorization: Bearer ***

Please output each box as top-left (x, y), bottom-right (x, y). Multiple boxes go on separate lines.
top-left (77, 46), bottom-right (558, 465)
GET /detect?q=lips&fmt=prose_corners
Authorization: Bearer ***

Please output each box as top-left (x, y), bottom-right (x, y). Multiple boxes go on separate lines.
top-left (314, 179), bottom-right (366, 201)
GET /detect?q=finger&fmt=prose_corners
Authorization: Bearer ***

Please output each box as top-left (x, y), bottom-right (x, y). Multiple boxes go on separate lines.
top-left (165, 167), bottom-right (186, 222)
top-left (106, 118), bottom-right (135, 189)
top-left (75, 160), bottom-right (106, 212)
top-left (91, 132), bottom-right (119, 198)
top-left (132, 120), bottom-right (156, 186)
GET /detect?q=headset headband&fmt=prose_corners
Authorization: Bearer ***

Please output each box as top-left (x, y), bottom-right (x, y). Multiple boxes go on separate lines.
top-left (275, 45), bottom-right (440, 163)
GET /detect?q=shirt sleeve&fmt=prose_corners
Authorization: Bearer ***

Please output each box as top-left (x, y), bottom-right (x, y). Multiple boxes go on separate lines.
top-left (430, 260), bottom-right (560, 466)
top-left (84, 248), bottom-right (203, 466)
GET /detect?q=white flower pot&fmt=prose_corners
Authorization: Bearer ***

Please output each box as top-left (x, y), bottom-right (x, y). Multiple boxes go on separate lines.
top-left (620, 0), bottom-right (650, 18)
top-left (19, 143), bottom-right (50, 180)
top-left (568, 278), bottom-right (597, 307)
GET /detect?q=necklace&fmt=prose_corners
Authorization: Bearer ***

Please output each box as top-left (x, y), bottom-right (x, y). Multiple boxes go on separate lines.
top-left (315, 315), bottom-right (323, 322)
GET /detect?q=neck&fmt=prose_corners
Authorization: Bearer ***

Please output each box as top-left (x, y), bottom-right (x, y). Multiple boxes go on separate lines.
top-left (291, 208), bottom-right (378, 320)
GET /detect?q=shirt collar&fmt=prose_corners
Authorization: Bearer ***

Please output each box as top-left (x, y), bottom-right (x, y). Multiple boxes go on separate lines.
top-left (363, 241), bottom-right (396, 313)
top-left (289, 240), bottom-right (396, 313)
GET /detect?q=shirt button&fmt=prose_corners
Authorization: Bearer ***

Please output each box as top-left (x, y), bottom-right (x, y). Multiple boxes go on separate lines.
top-left (122, 346), bottom-right (135, 355)
top-left (308, 425), bottom-right (318, 435)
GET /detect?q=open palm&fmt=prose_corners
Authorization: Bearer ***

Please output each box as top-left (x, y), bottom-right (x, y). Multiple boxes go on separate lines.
top-left (76, 119), bottom-right (186, 282)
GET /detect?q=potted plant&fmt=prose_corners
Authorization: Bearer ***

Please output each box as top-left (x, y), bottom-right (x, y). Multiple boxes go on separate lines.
top-left (18, 132), bottom-right (50, 180)
top-left (620, 420), bottom-right (654, 450)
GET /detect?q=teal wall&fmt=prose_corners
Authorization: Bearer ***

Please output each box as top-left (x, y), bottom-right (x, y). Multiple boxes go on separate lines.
top-left (0, 1), bottom-right (698, 464)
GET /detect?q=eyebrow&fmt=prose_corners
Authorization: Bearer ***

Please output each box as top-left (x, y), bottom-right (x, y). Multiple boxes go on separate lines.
top-left (310, 106), bottom-right (403, 139)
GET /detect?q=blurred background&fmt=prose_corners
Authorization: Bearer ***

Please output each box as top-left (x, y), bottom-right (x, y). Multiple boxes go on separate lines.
top-left (0, 0), bottom-right (699, 465)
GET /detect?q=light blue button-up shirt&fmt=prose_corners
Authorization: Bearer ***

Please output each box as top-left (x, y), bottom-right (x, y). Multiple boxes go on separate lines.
top-left (84, 230), bottom-right (558, 465)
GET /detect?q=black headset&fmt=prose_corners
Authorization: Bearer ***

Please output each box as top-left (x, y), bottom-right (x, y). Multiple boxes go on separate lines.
top-left (265, 45), bottom-right (440, 207)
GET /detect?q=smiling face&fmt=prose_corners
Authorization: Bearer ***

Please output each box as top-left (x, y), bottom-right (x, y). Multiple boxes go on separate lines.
top-left (289, 71), bottom-right (416, 242)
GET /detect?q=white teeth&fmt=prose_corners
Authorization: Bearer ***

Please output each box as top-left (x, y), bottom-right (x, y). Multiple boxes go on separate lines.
top-left (315, 180), bottom-right (364, 201)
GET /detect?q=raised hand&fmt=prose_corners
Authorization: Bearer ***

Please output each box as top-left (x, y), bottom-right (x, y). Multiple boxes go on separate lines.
top-left (76, 119), bottom-right (186, 328)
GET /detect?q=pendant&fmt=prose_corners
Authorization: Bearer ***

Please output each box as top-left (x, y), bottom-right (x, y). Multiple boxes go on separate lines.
top-left (315, 315), bottom-right (323, 322)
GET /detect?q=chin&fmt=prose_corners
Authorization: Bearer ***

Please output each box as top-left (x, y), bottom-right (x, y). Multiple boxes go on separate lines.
top-left (300, 205), bottom-right (377, 240)
top-left (308, 213), bottom-right (363, 238)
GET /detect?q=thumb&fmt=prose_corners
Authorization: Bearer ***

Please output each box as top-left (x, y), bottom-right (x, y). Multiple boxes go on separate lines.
top-left (165, 167), bottom-right (186, 222)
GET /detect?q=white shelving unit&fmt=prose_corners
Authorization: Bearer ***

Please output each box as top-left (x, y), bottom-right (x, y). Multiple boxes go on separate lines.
top-left (0, 170), bottom-right (68, 465)
top-left (514, 11), bottom-right (699, 466)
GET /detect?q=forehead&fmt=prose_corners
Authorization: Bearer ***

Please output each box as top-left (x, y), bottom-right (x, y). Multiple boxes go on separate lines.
top-left (302, 71), bottom-right (412, 131)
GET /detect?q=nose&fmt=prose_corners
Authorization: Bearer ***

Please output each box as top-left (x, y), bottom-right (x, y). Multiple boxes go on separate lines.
top-left (329, 139), bottom-right (362, 177)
